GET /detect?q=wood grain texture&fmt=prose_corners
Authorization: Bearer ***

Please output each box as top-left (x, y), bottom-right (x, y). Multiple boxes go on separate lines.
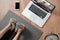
top-left (0, 0), bottom-right (60, 40)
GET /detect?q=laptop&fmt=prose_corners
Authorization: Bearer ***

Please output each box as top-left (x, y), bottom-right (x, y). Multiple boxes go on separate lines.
top-left (22, 1), bottom-right (55, 27)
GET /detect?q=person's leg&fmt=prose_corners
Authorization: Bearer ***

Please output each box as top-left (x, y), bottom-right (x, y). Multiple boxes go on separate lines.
top-left (0, 18), bottom-right (15, 39)
top-left (12, 24), bottom-right (25, 40)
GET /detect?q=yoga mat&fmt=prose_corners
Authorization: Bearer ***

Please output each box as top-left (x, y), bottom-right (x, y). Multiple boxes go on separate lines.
top-left (0, 10), bottom-right (43, 40)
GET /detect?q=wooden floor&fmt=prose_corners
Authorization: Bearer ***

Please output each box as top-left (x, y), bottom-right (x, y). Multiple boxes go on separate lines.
top-left (0, 0), bottom-right (60, 40)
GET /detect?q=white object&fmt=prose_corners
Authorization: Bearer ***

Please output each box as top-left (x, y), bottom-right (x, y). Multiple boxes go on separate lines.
top-left (22, 1), bottom-right (51, 27)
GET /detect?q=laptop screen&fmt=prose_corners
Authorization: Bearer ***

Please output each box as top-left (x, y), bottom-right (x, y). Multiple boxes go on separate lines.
top-left (29, 4), bottom-right (47, 19)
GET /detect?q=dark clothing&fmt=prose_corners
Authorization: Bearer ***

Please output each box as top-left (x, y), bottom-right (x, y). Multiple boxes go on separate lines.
top-left (0, 29), bottom-right (17, 40)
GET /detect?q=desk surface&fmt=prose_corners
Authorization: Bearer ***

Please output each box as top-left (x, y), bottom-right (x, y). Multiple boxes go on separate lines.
top-left (0, 0), bottom-right (60, 40)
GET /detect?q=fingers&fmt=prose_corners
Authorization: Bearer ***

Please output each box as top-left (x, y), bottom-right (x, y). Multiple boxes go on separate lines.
top-left (15, 27), bottom-right (18, 32)
top-left (15, 23), bottom-right (25, 34)
top-left (8, 18), bottom-right (25, 32)
top-left (9, 18), bottom-right (17, 24)
top-left (20, 23), bottom-right (25, 30)
top-left (7, 18), bottom-right (17, 31)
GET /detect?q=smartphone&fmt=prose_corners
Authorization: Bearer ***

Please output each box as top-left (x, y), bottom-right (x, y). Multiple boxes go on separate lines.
top-left (15, 1), bottom-right (20, 10)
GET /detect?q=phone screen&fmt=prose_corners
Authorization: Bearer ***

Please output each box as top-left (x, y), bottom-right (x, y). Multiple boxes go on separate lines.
top-left (15, 2), bottom-right (20, 9)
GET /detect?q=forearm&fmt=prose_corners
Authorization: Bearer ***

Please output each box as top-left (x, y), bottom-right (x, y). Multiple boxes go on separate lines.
top-left (13, 32), bottom-right (21, 40)
top-left (0, 25), bottom-right (10, 39)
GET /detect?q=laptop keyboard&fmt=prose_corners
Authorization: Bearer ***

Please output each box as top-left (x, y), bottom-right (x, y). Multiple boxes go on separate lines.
top-left (29, 4), bottom-right (47, 19)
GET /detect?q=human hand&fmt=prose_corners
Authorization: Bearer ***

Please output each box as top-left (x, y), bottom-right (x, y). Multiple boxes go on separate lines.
top-left (7, 18), bottom-right (17, 30)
